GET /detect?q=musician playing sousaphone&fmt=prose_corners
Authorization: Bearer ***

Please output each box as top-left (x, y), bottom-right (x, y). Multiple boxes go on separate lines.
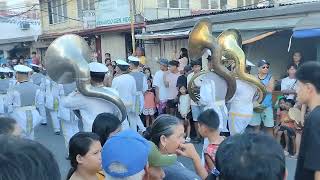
top-left (188, 19), bottom-right (237, 135)
top-left (216, 29), bottom-right (267, 136)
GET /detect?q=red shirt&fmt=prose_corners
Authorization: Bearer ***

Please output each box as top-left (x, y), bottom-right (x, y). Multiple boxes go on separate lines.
top-left (204, 143), bottom-right (220, 172)
top-left (32, 56), bottom-right (40, 65)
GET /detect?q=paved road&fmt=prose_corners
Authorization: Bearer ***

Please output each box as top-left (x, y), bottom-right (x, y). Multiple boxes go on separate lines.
top-left (35, 120), bottom-right (297, 180)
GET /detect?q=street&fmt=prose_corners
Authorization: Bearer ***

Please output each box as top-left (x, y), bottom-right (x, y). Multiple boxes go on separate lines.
top-left (34, 117), bottom-right (297, 180)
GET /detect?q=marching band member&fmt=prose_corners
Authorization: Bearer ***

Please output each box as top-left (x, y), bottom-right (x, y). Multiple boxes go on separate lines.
top-left (57, 82), bottom-right (79, 149)
top-left (30, 64), bottom-right (47, 125)
top-left (7, 65), bottom-right (41, 140)
top-left (112, 59), bottom-right (138, 131)
top-left (62, 62), bottom-right (127, 132)
top-left (228, 61), bottom-right (257, 135)
top-left (0, 67), bottom-right (10, 115)
top-left (128, 56), bottom-right (147, 132)
top-left (45, 77), bottom-right (61, 134)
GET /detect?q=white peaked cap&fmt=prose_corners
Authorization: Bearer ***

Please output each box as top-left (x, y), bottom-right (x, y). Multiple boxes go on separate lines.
top-left (128, 56), bottom-right (140, 62)
top-left (30, 63), bottom-right (41, 68)
top-left (14, 65), bottom-right (33, 73)
top-left (116, 59), bottom-right (129, 66)
top-left (246, 60), bottom-right (255, 67)
top-left (0, 67), bottom-right (5, 73)
top-left (4, 67), bottom-right (14, 73)
top-left (88, 62), bottom-right (108, 73)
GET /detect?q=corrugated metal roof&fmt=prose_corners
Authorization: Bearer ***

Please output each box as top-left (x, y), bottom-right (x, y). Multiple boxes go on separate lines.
top-left (146, 1), bottom-right (320, 24)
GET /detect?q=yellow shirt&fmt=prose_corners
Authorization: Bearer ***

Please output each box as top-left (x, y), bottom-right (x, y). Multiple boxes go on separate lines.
top-left (97, 171), bottom-right (105, 180)
top-left (139, 56), bottom-right (146, 65)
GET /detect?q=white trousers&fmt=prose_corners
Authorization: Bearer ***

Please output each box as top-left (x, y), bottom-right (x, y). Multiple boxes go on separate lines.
top-left (38, 106), bottom-right (46, 124)
top-left (49, 110), bottom-right (60, 132)
top-left (128, 112), bottom-right (146, 132)
top-left (228, 112), bottom-right (252, 136)
top-left (61, 119), bottom-right (79, 149)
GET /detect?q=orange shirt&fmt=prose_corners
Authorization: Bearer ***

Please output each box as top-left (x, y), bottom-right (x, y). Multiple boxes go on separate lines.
top-left (144, 89), bottom-right (156, 108)
top-left (279, 111), bottom-right (295, 128)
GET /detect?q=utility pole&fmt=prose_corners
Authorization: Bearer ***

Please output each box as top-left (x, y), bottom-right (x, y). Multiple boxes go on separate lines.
top-left (129, 0), bottom-right (136, 54)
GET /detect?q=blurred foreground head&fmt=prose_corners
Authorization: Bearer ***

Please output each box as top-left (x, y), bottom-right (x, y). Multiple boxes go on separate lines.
top-left (212, 133), bottom-right (286, 180)
top-left (0, 135), bottom-right (61, 180)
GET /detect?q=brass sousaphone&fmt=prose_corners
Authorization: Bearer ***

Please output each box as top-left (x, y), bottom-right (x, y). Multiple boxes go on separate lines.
top-left (217, 29), bottom-right (266, 104)
top-left (45, 34), bottom-right (127, 122)
top-left (188, 19), bottom-right (236, 102)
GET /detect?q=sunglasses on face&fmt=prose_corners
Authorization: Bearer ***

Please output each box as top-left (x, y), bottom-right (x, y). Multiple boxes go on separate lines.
top-left (262, 66), bottom-right (269, 69)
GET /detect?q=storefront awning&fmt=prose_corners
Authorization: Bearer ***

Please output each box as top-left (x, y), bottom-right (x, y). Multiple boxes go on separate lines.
top-left (136, 30), bottom-right (278, 44)
top-left (135, 30), bottom-right (190, 40)
top-left (293, 14), bottom-right (320, 38)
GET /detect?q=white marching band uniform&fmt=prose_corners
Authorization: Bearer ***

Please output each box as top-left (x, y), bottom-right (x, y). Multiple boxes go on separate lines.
top-left (228, 79), bottom-right (256, 135)
top-left (57, 82), bottom-right (79, 149)
top-left (30, 67), bottom-right (47, 125)
top-left (128, 56), bottom-right (147, 132)
top-left (7, 65), bottom-right (42, 140)
top-left (112, 59), bottom-right (139, 131)
top-left (227, 61), bottom-right (257, 135)
top-left (45, 78), bottom-right (61, 133)
top-left (62, 62), bottom-right (129, 132)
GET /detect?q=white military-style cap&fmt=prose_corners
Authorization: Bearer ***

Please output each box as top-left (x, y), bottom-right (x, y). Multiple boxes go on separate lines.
top-left (88, 62), bottom-right (108, 73)
top-left (4, 67), bottom-right (14, 73)
top-left (14, 65), bottom-right (33, 73)
top-left (30, 63), bottom-right (41, 68)
top-left (128, 56), bottom-right (140, 62)
top-left (116, 59), bottom-right (129, 66)
top-left (246, 60), bottom-right (255, 67)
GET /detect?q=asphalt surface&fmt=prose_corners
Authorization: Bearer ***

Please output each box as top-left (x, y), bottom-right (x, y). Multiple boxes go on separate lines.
top-left (34, 116), bottom-right (297, 180)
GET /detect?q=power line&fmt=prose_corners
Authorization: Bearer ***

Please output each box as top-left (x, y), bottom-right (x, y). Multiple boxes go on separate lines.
top-left (37, 8), bottom-right (83, 22)
top-left (4, 4), bottom-right (38, 18)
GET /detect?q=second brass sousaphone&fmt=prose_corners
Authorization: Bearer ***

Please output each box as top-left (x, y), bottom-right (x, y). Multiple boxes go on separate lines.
top-left (188, 19), bottom-right (236, 102)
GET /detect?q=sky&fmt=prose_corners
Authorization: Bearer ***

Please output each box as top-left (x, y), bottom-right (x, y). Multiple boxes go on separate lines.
top-left (0, 0), bottom-right (38, 7)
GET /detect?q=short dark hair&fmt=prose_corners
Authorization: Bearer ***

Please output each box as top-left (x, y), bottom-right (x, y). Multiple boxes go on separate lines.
top-left (287, 63), bottom-right (297, 70)
top-left (31, 52), bottom-right (36, 55)
top-left (198, 109), bottom-right (220, 130)
top-left (31, 66), bottom-right (40, 73)
top-left (168, 60), bottom-right (179, 67)
top-left (130, 61), bottom-right (140, 67)
top-left (191, 58), bottom-right (202, 67)
top-left (92, 113), bottom-right (121, 146)
top-left (90, 72), bottom-right (106, 82)
top-left (0, 135), bottom-right (61, 180)
top-left (296, 61), bottom-right (320, 93)
top-left (0, 117), bottom-right (17, 135)
top-left (215, 133), bottom-right (286, 180)
top-left (118, 65), bottom-right (129, 72)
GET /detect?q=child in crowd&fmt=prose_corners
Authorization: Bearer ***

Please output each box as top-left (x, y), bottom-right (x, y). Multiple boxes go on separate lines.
top-left (143, 78), bottom-right (156, 127)
top-left (177, 85), bottom-right (192, 142)
top-left (274, 98), bottom-right (296, 155)
top-left (197, 109), bottom-right (225, 173)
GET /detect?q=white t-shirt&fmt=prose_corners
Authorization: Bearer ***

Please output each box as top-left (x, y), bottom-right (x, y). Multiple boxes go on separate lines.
top-left (281, 77), bottom-right (297, 100)
top-left (178, 94), bottom-right (191, 116)
top-left (153, 70), bottom-right (168, 101)
top-left (165, 72), bottom-right (180, 100)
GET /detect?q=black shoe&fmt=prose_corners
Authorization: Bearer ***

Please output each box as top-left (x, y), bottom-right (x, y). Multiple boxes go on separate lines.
top-left (41, 122), bottom-right (47, 126)
top-left (54, 131), bottom-right (60, 135)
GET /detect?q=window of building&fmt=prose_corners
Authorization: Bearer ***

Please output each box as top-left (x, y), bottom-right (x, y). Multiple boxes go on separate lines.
top-left (237, 0), bottom-right (260, 7)
top-left (201, 0), bottom-right (209, 9)
top-left (77, 0), bottom-right (95, 18)
top-left (202, 0), bottom-right (225, 9)
top-left (47, 0), bottom-right (68, 24)
top-left (158, 0), bottom-right (190, 8)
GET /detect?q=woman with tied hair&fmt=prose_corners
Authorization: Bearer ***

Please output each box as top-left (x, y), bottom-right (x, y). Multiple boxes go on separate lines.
top-left (67, 132), bottom-right (104, 180)
top-left (144, 114), bottom-right (208, 180)
top-left (177, 48), bottom-right (189, 74)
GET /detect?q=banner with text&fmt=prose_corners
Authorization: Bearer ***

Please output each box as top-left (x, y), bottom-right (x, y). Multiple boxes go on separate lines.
top-left (95, 0), bottom-right (131, 27)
